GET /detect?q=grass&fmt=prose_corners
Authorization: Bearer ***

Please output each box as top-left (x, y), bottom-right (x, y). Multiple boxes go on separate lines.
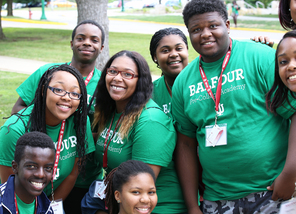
top-left (0, 27), bottom-right (198, 74)
top-left (0, 71), bottom-right (29, 126)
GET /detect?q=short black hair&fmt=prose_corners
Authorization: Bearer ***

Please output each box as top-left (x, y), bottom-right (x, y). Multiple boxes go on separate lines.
top-left (149, 27), bottom-right (188, 64)
top-left (14, 131), bottom-right (55, 164)
top-left (183, 0), bottom-right (228, 28)
top-left (279, 0), bottom-right (295, 30)
top-left (104, 160), bottom-right (156, 214)
top-left (71, 20), bottom-right (105, 47)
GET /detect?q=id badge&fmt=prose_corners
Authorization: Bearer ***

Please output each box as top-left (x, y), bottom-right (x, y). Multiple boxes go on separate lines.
top-left (279, 198), bottom-right (296, 214)
top-left (50, 199), bottom-right (63, 214)
top-left (205, 124), bottom-right (227, 147)
top-left (93, 180), bottom-right (106, 200)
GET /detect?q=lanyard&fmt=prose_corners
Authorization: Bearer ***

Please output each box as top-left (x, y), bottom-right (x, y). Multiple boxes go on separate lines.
top-left (51, 120), bottom-right (66, 201)
top-left (199, 38), bottom-right (232, 116)
top-left (103, 113), bottom-right (124, 169)
top-left (69, 62), bottom-right (94, 86)
top-left (14, 193), bottom-right (37, 214)
top-left (164, 78), bottom-right (172, 97)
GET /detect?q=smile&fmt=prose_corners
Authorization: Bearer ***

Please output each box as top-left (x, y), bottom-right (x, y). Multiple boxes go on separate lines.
top-left (111, 85), bottom-right (125, 90)
top-left (31, 181), bottom-right (43, 188)
top-left (203, 41), bottom-right (214, 45)
top-left (169, 61), bottom-right (181, 65)
top-left (58, 104), bottom-right (70, 109)
top-left (136, 207), bottom-right (150, 213)
top-left (289, 75), bottom-right (296, 80)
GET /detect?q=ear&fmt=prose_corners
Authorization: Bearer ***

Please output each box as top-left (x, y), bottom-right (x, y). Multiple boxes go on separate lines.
top-left (153, 56), bottom-right (157, 63)
top-left (114, 190), bottom-right (121, 202)
top-left (12, 160), bottom-right (18, 174)
top-left (100, 44), bottom-right (104, 53)
top-left (225, 19), bottom-right (230, 33)
top-left (70, 41), bottom-right (73, 50)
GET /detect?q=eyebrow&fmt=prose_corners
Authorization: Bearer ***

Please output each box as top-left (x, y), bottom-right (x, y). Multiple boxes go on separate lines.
top-left (53, 81), bottom-right (80, 89)
top-left (110, 66), bottom-right (135, 73)
top-left (76, 33), bottom-right (99, 38)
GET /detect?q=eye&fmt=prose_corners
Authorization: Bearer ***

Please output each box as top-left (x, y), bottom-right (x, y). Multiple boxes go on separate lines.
top-left (122, 72), bottom-right (133, 78)
top-left (161, 48), bottom-right (169, 53)
top-left (92, 39), bottom-right (99, 43)
top-left (45, 166), bottom-right (53, 172)
top-left (279, 60), bottom-right (288, 65)
top-left (76, 37), bottom-right (83, 41)
top-left (149, 191), bottom-right (156, 195)
top-left (54, 88), bottom-right (64, 94)
top-left (192, 28), bottom-right (201, 33)
top-left (108, 69), bottom-right (118, 75)
top-left (26, 165), bottom-right (36, 169)
top-left (132, 191), bottom-right (140, 194)
top-left (70, 92), bottom-right (80, 99)
top-left (210, 24), bottom-right (217, 28)
top-left (176, 47), bottom-right (183, 51)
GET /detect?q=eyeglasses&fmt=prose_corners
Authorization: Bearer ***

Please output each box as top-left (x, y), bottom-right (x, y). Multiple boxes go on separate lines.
top-left (107, 68), bottom-right (138, 80)
top-left (48, 86), bottom-right (82, 100)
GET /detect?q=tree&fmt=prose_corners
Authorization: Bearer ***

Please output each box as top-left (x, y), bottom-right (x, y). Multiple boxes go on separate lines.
top-left (7, 0), bottom-right (12, 16)
top-left (0, 0), bottom-right (6, 39)
top-left (76, 0), bottom-right (109, 71)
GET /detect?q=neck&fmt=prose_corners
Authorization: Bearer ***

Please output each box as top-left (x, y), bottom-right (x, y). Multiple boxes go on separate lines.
top-left (202, 38), bottom-right (230, 63)
top-left (164, 76), bottom-right (174, 87)
top-left (71, 58), bottom-right (96, 77)
top-left (14, 178), bottom-right (35, 204)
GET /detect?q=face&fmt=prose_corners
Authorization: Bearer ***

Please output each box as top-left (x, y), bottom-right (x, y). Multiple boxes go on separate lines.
top-left (45, 71), bottom-right (81, 126)
top-left (290, 0), bottom-right (296, 24)
top-left (187, 12), bottom-right (230, 63)
top-left (277, 37), bottom-right (296, 92)
top-left (106, 56), bottom-right (138, 112)
top-left (12, 147), bottom-right (55, 204)
top-left (71, 24), bottom-right (104, 64)
top-left (154, 34), bottom-right (188, 83)
top-left (115, 173), bottom-right (157, 214)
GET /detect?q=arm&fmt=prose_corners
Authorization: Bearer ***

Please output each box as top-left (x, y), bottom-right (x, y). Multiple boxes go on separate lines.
top-left (175, 131), bottom-right (202, 214)
top-left (147, 164), bottom-right (161, 178)
top-left (267, 112), bottom-right (296, 200)
top-left (49, 158), bottom-right (79, 201)
top-left (11, 97), bottom-right (27, 115)
top-left (0, 165), bottom-right (14, 183)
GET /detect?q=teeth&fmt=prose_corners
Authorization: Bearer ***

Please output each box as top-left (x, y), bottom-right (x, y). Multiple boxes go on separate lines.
top-left (289, 75), bottom-right (296, 80)
top-left (137, 208), bottom-right (149, 211)
top-left (204, 42), bottom-right (213, 45)
top-left (58, 105), bottom-right (70, 109)
top-left (169, 61), bottom-right (180, 65)
top-left (31, 182), bottom-right (43, 188)
top-left (112, 86), bottom-right (124, 90)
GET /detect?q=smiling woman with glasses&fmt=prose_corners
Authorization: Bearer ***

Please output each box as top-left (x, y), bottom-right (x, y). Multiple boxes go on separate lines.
top-left (81, 50), bottom-right (178, 214)
top-left (0, 64), bottom-right (96, 210)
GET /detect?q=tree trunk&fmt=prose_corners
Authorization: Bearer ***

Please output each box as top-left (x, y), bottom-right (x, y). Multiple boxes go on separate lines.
top-left (0, 0), bottom-right (6, 39)
top-left (7, 0), bottom-right (13, 16)
top-left (76, 0), bottom-right (109, 71)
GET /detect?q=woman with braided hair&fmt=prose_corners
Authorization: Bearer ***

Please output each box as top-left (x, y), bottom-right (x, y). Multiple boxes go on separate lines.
top-left (0, 64), bottom-right (95, 211)
top-left (104, 160), bottom-right (157, 214)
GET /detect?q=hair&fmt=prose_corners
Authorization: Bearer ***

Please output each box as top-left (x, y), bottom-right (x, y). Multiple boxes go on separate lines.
top-left (104, 160), bottom-right (156, 214)
top-left (71, 20), bottom-right (105, 47)
top-left (14, 131), bottom-right (55, 164)
top-left (266, 30), bottom-right (296, 113)
top-left (27, 64), bottom-right (88, 173)
top-left (279, 0), bottom-right (296, 30)
top-left (182, 0), bottom-right (228, 28)
top-left (93, 50), bottom-right (153, 138)
top-left (149, 27), bottom-right (188, 68)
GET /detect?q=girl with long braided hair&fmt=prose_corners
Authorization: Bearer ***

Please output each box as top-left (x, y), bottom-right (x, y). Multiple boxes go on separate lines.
top-left (0, 64), bottom-right (95, 210)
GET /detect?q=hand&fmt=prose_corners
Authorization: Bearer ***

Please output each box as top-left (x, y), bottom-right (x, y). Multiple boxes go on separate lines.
top-left (250, 36), bottom-right (274, 48)
top-left (267, 172), bottom-right (296, 201)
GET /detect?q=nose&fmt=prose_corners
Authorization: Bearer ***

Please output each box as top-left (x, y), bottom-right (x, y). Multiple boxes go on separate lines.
top-left (169, 50), bottom-right (179, 58)
top-left (113, 72), bottom-right (124, 81)
top-left (61, 92), bottom-right (72, 101)
top-left (201, 28), bottom-right (212, 39)
top-left (140, 194), bottom-right (150, 203)
top-left (288, 59), bottom-right (296, 71)
top-left (34, 168), bottom-right (45, 178)
top-left (83, 38), bottom-right (91, 46)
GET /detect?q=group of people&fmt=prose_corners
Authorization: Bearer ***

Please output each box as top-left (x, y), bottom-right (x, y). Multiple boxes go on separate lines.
top-left (1, 0), bottom-right (296, 213)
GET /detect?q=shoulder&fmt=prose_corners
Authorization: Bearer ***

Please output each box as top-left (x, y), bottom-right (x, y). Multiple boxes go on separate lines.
top-left (232, 39), bottom-right (275, 55)
top-left (153, 76), bottom-right (164, 86)
top-left (93, 67), bottom-right (102, 79)
top-left (139, 99), bottom-right (171, 122)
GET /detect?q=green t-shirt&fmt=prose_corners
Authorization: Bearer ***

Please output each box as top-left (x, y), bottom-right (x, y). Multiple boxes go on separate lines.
top-left (172, 39), bottom-right (295, 201)
top-left (95, 99), bottom-right (187, 214)
top-left (16, 194), bottom-right (36, 214)
top-left (16, 62), bottom-right (102, 188)
top-left (0, 106), bottom-right (95, 196)
top-left (152, 76), bottom-right (173, 118)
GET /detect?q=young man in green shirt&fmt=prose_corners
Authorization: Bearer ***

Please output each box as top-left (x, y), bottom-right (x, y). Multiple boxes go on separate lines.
top-left (172, 0), bottom-right (296, 213)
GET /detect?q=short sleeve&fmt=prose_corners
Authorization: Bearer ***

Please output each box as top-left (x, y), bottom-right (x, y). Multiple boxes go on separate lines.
top-left (85, 116), bottom-right (95, 154)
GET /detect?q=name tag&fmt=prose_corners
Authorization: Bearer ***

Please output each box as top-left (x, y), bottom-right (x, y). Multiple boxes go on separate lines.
top-left (205, 124), bottom-right (227, 147)
top-left (94, 180), bottom-right (106, 200)
top-left (50, 199), bottom-right (63, 214)
top-left (279, 198), bottom-right (296, 214)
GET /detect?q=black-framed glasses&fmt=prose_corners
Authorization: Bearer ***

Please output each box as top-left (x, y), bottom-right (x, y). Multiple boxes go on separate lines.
top-left (48, 86), bottom-right (82, 100)
top-left (107, 68), bottom-right (138, 80)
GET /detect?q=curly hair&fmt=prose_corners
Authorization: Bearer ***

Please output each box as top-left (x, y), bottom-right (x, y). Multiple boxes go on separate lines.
top-left (279, 0), bottom-right (296, 30)
top-left (266, 30), bottom-right (296, 113)
top-left (28, 64), bottom-right (88, 173)
top-left (104, 160), bottom-right (156, 214)
top-left (14, 131), bottom-right (55, 164)
top-left (149, 27), bottom-right (188, 65)
top-left (93, 50), bottom-right (153, 138)
top-left (71, 19), bottom-right (105, 47)
top-left (183, 0), bottom-right (228, 28)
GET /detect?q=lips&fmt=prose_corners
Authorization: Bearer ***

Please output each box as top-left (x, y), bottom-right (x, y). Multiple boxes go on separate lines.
top-left (30, 181), bottom-right (44, 190)
top-left (168, 61), bottom-right (181, 65)
top-left (136, 207), bottom-right (150, 214)
top-left (201, 41), bottom-right (215, 46)
top-left (111, 85), bottom-right (125, 91)
top-left (288, 74), bottom-right (296, 80)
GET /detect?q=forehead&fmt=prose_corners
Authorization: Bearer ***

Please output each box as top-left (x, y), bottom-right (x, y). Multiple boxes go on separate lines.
top-left (50, 70), bottom-right (77, 82)
top-left (188, 11), bottom-right (225, 25)
top-left (157, 34), bottom-right (186, 48)
top-left (75, 24), bottom-right (102, 38)
top-left (111, 56), bottom-right (137, 69)
top-left (21, 147), bottom-right (55, 163)
top-left (278, 37), bottom-right (296, 54)
top-left (124, 173), bottom-right (155, 189)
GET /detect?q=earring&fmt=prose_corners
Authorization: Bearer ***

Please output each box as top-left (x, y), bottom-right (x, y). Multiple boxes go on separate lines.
top-left (117, 200), bottom-right (121, 203)
top-left (289, 8), bottom-right (291, 11)
top-left (154, 59), bottom-right (157, 62)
